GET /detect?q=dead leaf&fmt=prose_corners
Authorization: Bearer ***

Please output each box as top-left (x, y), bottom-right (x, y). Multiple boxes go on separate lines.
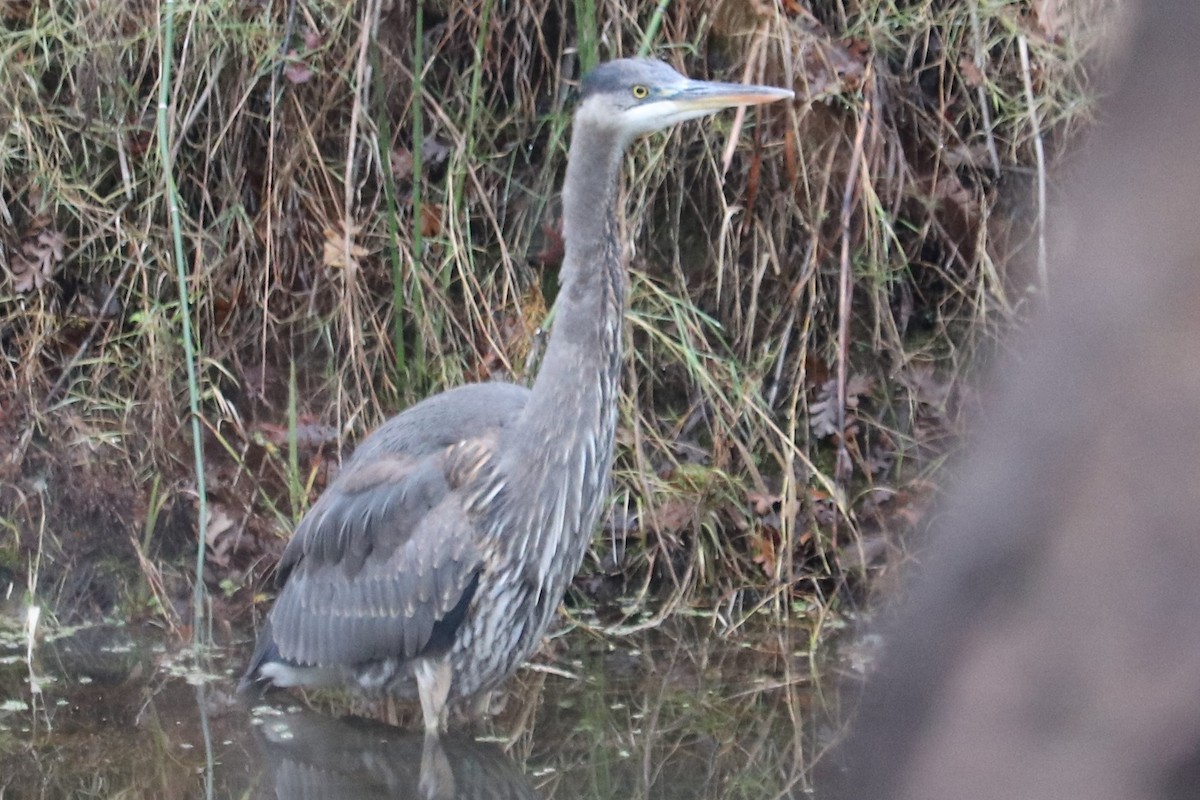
top-left (253, 418), bottom-right (339, 449)
top-left (958, 57), bottom-right (985, 88)
top-left (302, 29), bottom-right (323, 50)
top-left (800, 35), bottom-right (868, 98)
top-left (9, 229), bottom-right (66, 293)
top-left (809, 381), bottom-right (840, 439)
top-left (1031, 0), bottom-right (1066, 42)
top-left (283, 55), bottom-right (314, 85)
top-left (322, 224), bottom-right (369, 272)
top-left (204, 504), bottom-right (238, 568)
top-left (747, 490), bottom-right (780, 517)
top-left (809, 375), bottom-right (874, 439)
top-left (649, 499), bottom-right (693, 537)
top-left (391, 147), bottom-right (414, 181)
top-left (420, 203), bottom-right (443, 238)
top-left (534, 219), bottom-right (564, 267)
top-left (750, 528), bottom-right (778, 576)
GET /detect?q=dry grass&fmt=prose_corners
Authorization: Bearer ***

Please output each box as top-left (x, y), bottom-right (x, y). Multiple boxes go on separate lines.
top-left (0, 0), bottom-right (1116, 631)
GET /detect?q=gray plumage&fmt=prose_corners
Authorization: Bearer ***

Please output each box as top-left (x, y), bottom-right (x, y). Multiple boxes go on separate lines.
top-left (240, 57), bottom-right (792, 732)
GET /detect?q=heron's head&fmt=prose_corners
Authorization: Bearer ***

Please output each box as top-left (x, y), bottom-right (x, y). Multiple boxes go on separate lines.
top-left (577, 58), bottom-right (793, 142)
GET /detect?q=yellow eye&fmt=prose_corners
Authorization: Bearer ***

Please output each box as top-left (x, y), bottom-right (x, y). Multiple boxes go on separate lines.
top-left (632, 84), bottom-right (649, 99)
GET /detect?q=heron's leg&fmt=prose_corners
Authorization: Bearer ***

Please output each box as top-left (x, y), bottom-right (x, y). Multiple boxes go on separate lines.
top-left (384, 693), bottom-right (399, 726)
top-left (470, 689), bottom-right (494, 719)
top-left (414, 657), bottom-right (452, 733)
top-left (419, 732), bottom-right (455, 800)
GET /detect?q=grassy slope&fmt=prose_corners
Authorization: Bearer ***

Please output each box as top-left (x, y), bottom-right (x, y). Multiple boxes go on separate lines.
top-left (0, 0), bottom-right (1109, 634)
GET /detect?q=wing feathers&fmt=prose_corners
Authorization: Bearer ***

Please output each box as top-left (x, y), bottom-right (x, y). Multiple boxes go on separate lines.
top-left (269, 447), bottom-right (492, 668)
top-left (262, 379), bottom-right (523, 669)
top-left (245, 382), bottom-right (530, 687)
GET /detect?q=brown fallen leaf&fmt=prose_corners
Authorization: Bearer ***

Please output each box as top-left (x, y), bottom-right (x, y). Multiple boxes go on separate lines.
top-left (420, 203), bottom-right (443, 238)
top-left (9, 229), bottom-right (66, 293)
top-left (322, 224), bottom-right (369, 272)
top-left (392, 136), bottom-right (452, 182)
top-left (391, 147), bottom-right (414, 181)
top-left (750, 528), bottom-right (779, 576)
top-left (204, 503), bottom-right (238, 568)
top-left (283, 54), bottom-right (314, 85)
top-left (809, 374), bottom-right (874, 439)
top-left (800, 34), bottom-right (869, 98)
top-left (534, 219), bottom-right (565, 267)
top-left (254, 418), bottom-right (339, 449)
top-left (1031, 0), bottom-right (1066, 42)
top-left (649, 499), bottom-right (693, 537)
top-left (809, 381), bottom-right (840, 438)
top-left (747, 490), bottom-right (779, 517)
top-left (747, 489), bottom-right (800, 533)
top-left (958, 57), bottom-right (986, 89)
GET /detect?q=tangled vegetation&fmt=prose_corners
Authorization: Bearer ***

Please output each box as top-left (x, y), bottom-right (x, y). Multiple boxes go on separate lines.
top-left (0, 0), bottom-right (1110, 640)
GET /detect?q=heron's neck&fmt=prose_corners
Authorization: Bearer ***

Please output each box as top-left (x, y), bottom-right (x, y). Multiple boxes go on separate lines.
top-left (518, 121), bottom-right (627, 440)
top-left (498, 118), bottom-right (627, 573)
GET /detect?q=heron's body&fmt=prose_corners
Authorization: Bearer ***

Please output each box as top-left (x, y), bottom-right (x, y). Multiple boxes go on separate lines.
top-left (241, 58), bottom-right (791, 731)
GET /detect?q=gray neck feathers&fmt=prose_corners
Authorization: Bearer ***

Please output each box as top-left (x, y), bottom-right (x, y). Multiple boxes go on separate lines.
top-left (500, 110), bottom-right (628, 583)
top-left (516, 114), bottom-right (626, 448)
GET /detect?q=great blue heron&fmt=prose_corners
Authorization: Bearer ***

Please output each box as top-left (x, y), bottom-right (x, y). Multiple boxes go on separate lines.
top-left (240, 57), bottom-right (792, 732)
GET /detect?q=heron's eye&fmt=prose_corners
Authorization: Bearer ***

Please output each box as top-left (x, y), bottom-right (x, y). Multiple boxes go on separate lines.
top-left (631, 84), bottom-right (649, 99)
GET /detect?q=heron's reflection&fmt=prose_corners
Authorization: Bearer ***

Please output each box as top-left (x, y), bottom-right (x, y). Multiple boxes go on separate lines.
top-left (256, 710), bottom-right (541, 800)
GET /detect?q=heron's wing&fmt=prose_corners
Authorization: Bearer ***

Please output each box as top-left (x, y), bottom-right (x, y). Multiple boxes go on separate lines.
top-left (269, 442), bottom-right (497, 668)
top-left (267, 383), bottom-right (528, 668)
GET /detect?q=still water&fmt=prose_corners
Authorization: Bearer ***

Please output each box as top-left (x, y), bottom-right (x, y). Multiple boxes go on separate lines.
top-left (0, 615), bottom-right (831, 798)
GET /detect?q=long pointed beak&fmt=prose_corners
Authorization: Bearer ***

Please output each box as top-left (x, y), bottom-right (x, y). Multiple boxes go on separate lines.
top-left (617, 72), bottom-right (794, 136)
top-left (670, 79), bottom-right (794, 111)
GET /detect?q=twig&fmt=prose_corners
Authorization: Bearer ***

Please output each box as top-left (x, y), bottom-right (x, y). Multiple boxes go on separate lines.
top-left (1018, 35), bottom-right (1048, 294)
top-left (410, 0), bottom-right (429, 358)
top-left (722, 23), bottom-right (769, 177)
top-left (129, 535), bottom-right (182, 636)
top-left (157, 0), bottom-right (210, 645)
top-left (273, 0), bottom-right (301, 93)
top-left (638, 0), bottom-right (673, 57)
top-left (340, 0), bottom-right (381, 378)
top-left (837, 66), bottom-right (873, 487)
top-left (968, 0), bottom-right (1002, 179)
